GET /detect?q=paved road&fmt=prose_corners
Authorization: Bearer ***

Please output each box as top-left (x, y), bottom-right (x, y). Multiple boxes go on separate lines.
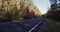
top-left (0, 18), bottom-right (45, 32)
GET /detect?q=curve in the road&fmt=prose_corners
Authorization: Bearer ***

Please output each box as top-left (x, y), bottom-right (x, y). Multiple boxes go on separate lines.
top-left (0, 18), bottom-right (45, 32)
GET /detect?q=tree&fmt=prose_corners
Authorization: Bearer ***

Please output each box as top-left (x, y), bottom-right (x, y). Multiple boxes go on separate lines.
top-left (46, 1), bottom-right (60, 20)
top-left (0, 0), bottom-right (41, 22)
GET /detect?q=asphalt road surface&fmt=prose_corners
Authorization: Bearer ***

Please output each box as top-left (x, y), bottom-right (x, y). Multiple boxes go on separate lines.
top-left (0, 18), bottom-right (46, 32)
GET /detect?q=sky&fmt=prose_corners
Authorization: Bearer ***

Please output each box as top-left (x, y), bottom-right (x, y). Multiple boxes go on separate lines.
top-left (33, 0), bottom-right (51, 14)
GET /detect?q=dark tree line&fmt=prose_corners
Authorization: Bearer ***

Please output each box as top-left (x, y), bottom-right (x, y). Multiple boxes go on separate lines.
top-left (46, 2), bottom-right (60, 20)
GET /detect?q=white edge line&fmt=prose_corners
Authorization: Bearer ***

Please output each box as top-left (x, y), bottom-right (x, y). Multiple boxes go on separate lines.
top-left (28, 20), bottom-right (44, 32)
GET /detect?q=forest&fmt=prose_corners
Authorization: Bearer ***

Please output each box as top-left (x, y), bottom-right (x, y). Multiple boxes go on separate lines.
top-left (0, 0), bottom-right (41, 22)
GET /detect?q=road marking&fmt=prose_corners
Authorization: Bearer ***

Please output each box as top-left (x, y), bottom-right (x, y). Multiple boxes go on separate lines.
top-left (28, 20), bottom-right (44, 32)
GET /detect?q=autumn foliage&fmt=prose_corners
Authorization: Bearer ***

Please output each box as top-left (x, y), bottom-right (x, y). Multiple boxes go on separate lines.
top-left (0, 0), bottom-right (41, 22)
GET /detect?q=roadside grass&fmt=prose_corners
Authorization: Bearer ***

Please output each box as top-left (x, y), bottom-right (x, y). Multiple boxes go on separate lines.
top-left (46, 18), bottom-right (60, 32)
